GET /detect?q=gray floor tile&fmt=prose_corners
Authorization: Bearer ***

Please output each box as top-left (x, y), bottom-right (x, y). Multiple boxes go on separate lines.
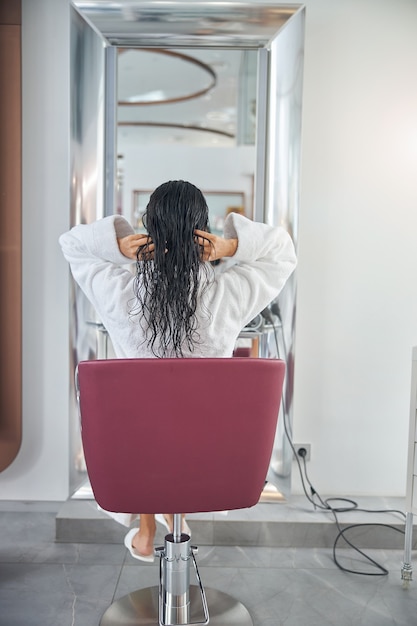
top-left (0, 563), bottom-right (119, 626)
top-left (0, 540), bottom-right (126, 566)
top-left (0, 512), bottom-right (57, 544)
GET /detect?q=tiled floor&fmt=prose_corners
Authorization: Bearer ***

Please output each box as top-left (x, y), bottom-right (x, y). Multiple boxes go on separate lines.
top-left (0, 499), bottom-right (416, 626)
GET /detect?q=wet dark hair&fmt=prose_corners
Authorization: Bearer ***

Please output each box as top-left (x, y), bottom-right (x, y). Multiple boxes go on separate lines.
top-left (131, 180), bottom-right (212, 357)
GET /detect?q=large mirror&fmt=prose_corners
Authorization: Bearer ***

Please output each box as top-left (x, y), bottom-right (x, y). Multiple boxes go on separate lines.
top-left (70, 1), bottom-right (305, 501)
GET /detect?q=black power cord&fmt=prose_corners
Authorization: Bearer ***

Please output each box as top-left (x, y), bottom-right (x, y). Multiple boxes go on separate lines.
top-left (296, 448), bottom-right (405, 576)
top-left (265, 306), bottom-right (406, 576)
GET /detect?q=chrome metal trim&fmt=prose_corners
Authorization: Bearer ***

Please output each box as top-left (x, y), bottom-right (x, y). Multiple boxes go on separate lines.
top-left (253, 47), bottom-right (269, 222)
top-left (190, 550), bottom-right (209, 626)
top-left (264, 9), bottom-right (305, 497)
top-left (74, 365), bottom-right (81, 430)
top-left (71, 1), bottom-right (110, 45)
top-left (72, 2), bottom-right (303, 48)
top-left (69, 5), bottom-right (107, 494)
top-left (104, 45), bottom-right (117, 216)
top-left (401, 512), bottom-right (414, 586)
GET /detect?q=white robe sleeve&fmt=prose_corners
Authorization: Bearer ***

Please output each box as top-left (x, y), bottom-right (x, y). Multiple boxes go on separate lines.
top-left (208, 212), bottom-right (297, 329)
top-left (58, 215), bottom-right (136, 323)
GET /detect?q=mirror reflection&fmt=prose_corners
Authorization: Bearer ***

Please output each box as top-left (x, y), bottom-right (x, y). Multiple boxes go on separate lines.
top-left (116, 48), bottom-right (258, 236)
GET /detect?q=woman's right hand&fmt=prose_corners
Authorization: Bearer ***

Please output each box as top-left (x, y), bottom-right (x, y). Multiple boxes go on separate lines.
top-left (194, 230), bottom-right (238, 262)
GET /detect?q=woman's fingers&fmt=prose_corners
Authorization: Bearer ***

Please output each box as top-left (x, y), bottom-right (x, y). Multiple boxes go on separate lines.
top-left (124, 234), bottom-right (150, 260)
top-left (194, 228), bottom-right (214, 240)
top-left (194, 238), bottom-right (213, 261)
top-left (194, 230), bottom-right (237, 261)
top-left (118, 234), bottom-right (150, 259)
top-left (136, 241), bottom-right (154, 260)
top-left (135, 234), bottom-right (151, 249)
top-left (136, 234), bottom-right (151, 243)
top-left (194, 230), bottom-right (219, 261)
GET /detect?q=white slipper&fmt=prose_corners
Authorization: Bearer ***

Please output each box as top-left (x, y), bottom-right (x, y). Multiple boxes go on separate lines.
top-left (124, 528), bottom-right (154, 563)
top-left (156, 514), bottom-right (191, 537)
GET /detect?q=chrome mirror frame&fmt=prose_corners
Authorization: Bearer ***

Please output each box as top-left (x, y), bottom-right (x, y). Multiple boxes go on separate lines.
top-left (69, 0), bottom-right (305, 500)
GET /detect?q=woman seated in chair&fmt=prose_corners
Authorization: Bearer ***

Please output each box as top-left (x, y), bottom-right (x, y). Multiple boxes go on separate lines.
top-left (59, 179), bottom-right (296, 561)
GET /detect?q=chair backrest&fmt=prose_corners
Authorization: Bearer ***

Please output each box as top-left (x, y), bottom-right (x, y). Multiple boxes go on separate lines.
top-left (77, 358), bottom-right (285, 514)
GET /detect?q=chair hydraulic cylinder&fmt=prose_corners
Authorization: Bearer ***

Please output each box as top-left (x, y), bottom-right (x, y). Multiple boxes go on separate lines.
top-left (162, 533), bottom-right (191, 625)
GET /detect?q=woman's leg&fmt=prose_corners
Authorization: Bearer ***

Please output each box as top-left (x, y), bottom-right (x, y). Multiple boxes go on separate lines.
top-left (131, 514), bottom-right (156, 557)
top-left (161, 514), bottom-right (188, 533)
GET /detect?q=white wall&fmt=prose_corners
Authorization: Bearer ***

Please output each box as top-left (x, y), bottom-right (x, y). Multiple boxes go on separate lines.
top-left (1, 0), bottom-right (416, 502)
top-left (118, 142), bottom-right (256, 222)
top-left (292, 0), bottom-right (417, 495)
top-left (0, 0), bottom-right (71, 500)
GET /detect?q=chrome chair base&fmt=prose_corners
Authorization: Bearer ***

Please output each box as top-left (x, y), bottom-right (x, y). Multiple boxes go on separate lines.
top-left (100, 585), bottom-right (253, 626)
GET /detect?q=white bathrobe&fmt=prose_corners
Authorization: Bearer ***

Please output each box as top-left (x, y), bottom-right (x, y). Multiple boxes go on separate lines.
top-left (59, 212), bottom-right (297, 358)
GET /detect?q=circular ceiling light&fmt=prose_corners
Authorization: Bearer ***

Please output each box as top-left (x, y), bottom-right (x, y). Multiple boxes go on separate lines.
top-left (118, 121), bottom-right (234, 139)
top-left (118, 48), bottom-right (217, 106)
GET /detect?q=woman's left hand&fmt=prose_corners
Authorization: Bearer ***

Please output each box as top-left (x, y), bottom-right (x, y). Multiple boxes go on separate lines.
top-left (118, 234), bottom-right (154, 260)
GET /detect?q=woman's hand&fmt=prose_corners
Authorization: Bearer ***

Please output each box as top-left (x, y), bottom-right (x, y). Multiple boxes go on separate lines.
top-left (194, 230), bottom-right (238, 262)
top-left (117, 234), bottom-right (154, 260)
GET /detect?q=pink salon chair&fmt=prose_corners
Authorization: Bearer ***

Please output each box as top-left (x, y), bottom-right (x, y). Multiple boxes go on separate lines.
top-left (76, 358), bottom-right (285, 626)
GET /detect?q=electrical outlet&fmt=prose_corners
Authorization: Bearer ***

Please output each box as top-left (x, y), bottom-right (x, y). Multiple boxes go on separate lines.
top-left (294, 444), bottom-right (311, 461)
